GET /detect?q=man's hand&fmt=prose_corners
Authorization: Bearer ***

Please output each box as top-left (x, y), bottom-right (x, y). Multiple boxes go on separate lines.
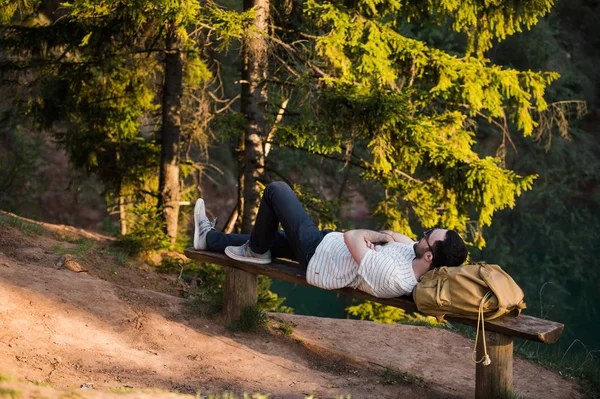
top-left (379, 230), bottom-right (414, 245)
top-left (344, 229), bottom-right (393, 264)
top-left (365, 238), bottom-right (377, 251)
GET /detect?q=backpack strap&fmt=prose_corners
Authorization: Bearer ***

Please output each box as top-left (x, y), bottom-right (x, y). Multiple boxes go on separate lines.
top-left (472, 290), bottom-right (493, 366)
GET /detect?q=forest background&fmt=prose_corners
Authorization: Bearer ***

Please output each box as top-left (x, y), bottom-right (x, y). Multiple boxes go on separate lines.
top-left (0, 0), bottom-right (599, 391)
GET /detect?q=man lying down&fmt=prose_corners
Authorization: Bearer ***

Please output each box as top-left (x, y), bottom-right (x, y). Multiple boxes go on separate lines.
top-left (192, 181), bottom-right (467, 299)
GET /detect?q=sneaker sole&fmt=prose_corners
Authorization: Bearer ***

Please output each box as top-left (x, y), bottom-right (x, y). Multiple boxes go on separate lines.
top-left (225, 246), bottom-right (272, 265)
top-left (193, 199), bottom-right (205, 250)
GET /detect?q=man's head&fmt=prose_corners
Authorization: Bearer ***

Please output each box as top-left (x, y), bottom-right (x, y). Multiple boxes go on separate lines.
top-left (414, 228), bottom-right (467, 268)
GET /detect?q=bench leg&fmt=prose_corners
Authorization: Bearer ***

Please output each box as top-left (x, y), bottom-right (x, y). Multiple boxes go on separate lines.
top-left (475, 330), bottom-right (514, 399)
top-left (223, 268), bottom-right (257, 322)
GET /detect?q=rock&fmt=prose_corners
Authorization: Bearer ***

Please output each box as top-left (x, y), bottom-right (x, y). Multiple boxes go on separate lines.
top-left (56, 254), bottom-right (87, 273)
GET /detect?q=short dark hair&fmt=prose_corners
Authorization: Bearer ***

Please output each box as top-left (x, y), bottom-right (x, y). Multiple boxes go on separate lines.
top-left (431, 230), bottom-right (467, 268)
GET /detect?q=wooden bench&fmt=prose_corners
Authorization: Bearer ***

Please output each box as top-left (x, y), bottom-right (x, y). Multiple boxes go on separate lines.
top-left (184, 249), bottom-right (564, 399)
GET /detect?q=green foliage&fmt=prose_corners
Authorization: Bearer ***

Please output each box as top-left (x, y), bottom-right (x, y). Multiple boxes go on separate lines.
top-left (381, 366), bottom-right (425, 386)
top-left (309, 0), bottom-right (555, 58)
top-left (0, 0), bottom-right (255, 244)
top-left (291, 184), bottom-right (344, 231)
top-left (277, 85), bottom-right (538, 247)
top-left (271, 318), bottom-right (296, 336)
top-left (169, 259), bottom-right (226, 315)
top-left (189, 288), bottom-right (224, 317)
top-left (1, 0), bottom-right (564, 251)
top-left (101, 248), bottom-right (131, 266)
top-left (261, 0), bottom-right (565, 250)
top-left (173, 259), bottom-right (291, 318)
top-left (464, 0), bottom-right (600, 355)
top-left (347, 300), bottom-right (444, 327)
top-left (227, 305), bottom-right (268, 332)
top-left (108, 387), bottom-right (134, 394)
top-left (0, 213), bottom-right (44, 236)
top-left (515, 341), bottom-right (600, 399)
top-left (0, 388), bottom-right (21, 399)
top-left (52, 238), bottom-right (94, 257)
top-left (395, 0), bottom-right (555, 57)
top-left (202, 3), bottom-right (256, 51)
top-left (496, 390), bottom-right (527, 399)
top-left (0, 128), bottom-right (44, 214)
top-left (0, 0), bottom-right (42, 24)
top-left (257, 275), bottom-right (293, 314)
top-left (116, 203), bottom-right (173, 254)
top-left (210, 112), bottom-right (248, 142)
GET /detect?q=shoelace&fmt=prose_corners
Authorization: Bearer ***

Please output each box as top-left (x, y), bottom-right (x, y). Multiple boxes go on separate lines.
top-left (239, 240), bottom-right (266, 258)
top-left (199, 217), bottom-right (217, 234)
top-left (241, 240), bottom-right (251, 255)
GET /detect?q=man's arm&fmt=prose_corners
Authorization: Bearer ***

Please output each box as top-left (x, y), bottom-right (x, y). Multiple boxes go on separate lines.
top-left (344, 229), bottom-right (394, 265)
top-left (379, 230), bottom-right (414, 245)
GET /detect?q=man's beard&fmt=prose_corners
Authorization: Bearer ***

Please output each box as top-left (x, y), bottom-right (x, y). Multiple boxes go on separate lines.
top-left (413, 242), bottom-right (425, 259)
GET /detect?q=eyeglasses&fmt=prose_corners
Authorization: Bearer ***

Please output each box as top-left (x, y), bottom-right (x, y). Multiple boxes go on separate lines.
top-left (422, 227), bottom-right (438, 255)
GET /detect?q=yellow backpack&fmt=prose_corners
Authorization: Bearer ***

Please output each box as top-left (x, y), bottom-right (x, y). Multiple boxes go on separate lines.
top-left (413, 264), bottom-right (526, 365)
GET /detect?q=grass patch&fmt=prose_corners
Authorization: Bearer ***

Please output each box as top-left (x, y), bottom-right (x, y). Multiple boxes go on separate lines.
top-left (187, 286), bottom-right (224, 317)
top-left (113, 203), bottom-right (172, 255)
top-left (322, 359), bottom-right (351, 374)
top-left (270, 318), bottom-right (296, 336)
top-left (102, 248), bottom-right (130, 266)
top-left (58, 235), bottom-right (82, 243)
top-left (0, 214), bottom-right (44, 236)
top-left (443, 321), bottom-right (478, 341)
top-left (108, 387), bottom-right (134, 394)
top-left (157, 256), bottom-right (192, 275)
top-left (30, 380), bottom-right (51, 388)
top-left (58, 390), bottom-right (83, 399)
top-left (515, 340), bottom-right (599, 399)
top-left (381, 366), bottom-right (425, 387)
top-left (227, 305), bottom-right (268, 333)
top-left (497, 390), bottom-right (528, 399)
top-left (52, 238), bottom-right (94, 257)
top-left (0, 388), bottom-right (21, 398)
top-left (397, 318), bottom-right (446, 328)
top-left (0, 374), bottom-right (10, 383)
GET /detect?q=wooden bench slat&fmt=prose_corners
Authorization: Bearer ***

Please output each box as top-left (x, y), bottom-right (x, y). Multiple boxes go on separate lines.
top-left (184, 249), bottom-right (563, 344)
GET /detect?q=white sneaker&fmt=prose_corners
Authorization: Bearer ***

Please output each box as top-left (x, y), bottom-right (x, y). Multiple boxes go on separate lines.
top-left (193, 199), bottom-right (216, 250)
top-left (225, 240), bottom-right (272, 264)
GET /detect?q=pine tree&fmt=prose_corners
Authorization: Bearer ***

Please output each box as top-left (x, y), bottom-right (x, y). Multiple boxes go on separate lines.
top-left (258, 0), bottom-right (565, 324)
top-left (263, 0), bottom-right (559, 248)
top-left (0, 0), bottom-right (249, 243)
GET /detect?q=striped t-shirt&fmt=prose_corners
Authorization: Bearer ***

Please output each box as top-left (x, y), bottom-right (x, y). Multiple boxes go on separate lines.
top-left (306, 232), bottom-right (418, 298)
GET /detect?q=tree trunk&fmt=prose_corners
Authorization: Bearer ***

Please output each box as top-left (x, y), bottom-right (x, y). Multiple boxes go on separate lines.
top-left (158, 20), bottom-right (183, 243)
top-left (240, 0), bottom-right (270, 233)
top-left (223, 0), bottom-right (270, 323)
top-left (119, 194), bottom-right (127, 235)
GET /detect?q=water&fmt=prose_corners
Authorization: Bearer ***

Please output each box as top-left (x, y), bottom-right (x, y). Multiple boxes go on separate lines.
top-left (271, 280), bottom-right (348, 318)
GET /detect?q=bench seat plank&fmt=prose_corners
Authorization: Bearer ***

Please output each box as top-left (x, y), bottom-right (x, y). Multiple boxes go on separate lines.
top-left (184, 249), bottom-right (563, 344)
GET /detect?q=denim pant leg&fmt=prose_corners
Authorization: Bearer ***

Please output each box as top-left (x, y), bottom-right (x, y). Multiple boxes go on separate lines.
top-left (249, 181), bottom-right (326, 268)
top-left (206, 230), bottom-right (296, 260)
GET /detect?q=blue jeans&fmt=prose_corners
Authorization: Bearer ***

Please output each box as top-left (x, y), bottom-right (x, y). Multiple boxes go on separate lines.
top-left (206, 182), bottom-right (333, 268)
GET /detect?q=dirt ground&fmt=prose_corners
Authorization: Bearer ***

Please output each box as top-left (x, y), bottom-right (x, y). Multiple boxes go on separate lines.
top-left (0, 214), bottom-right (583, 398)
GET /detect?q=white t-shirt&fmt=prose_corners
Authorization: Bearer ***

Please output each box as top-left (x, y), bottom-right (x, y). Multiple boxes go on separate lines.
top-left (306, 232), bottom-right (418, 298)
